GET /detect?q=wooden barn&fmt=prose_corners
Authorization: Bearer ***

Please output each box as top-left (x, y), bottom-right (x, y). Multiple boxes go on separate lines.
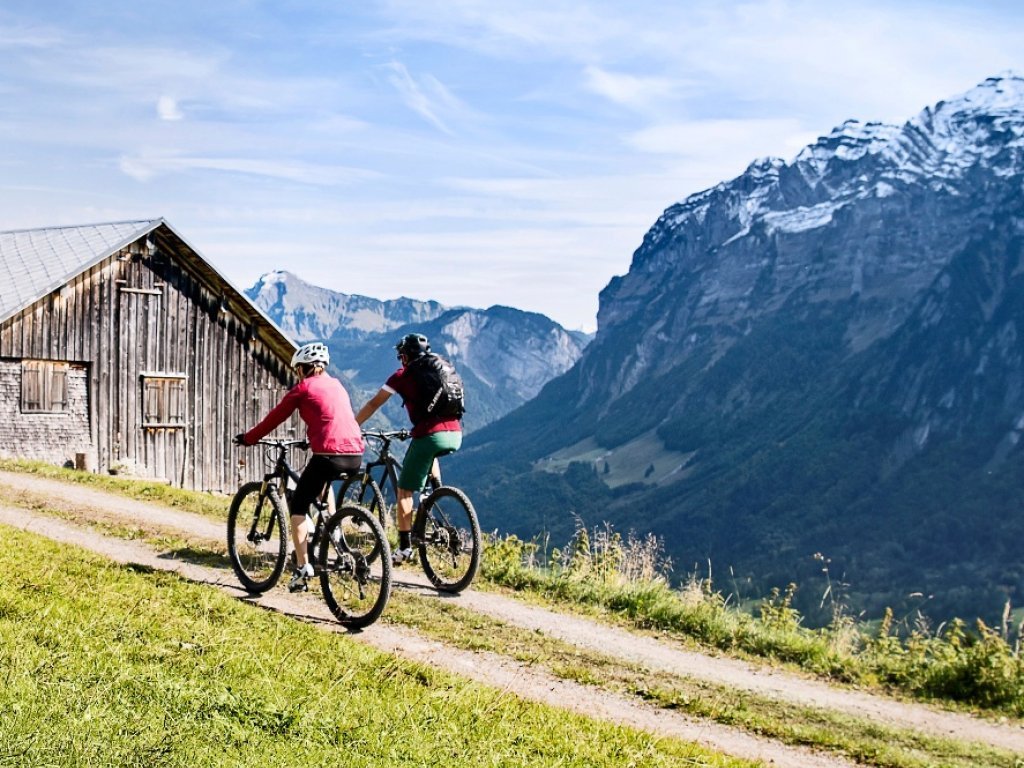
top-left (0, 219), bottom-right (300, 493)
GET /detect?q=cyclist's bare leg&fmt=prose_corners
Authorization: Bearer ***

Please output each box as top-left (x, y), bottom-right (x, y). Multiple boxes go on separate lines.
top-left (292, 514), bottom-right (311, 568)
top-left (396, 487), bottom-right (415, 533)
top-left (429, 457), bottom-right (441, 485)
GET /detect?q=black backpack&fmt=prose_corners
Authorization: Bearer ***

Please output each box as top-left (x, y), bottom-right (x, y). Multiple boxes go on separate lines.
top-left (406, 353), bottom-right (466, 422)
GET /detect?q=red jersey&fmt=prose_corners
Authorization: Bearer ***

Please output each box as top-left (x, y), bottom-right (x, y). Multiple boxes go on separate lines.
top-left (245, 373), bottom-right (364, 454)
top-left (385, 365), bottom-right (462, 439)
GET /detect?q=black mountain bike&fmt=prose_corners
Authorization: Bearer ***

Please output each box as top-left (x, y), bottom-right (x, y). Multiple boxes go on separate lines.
top-left (337, 429), bottom-right (482, 593)
top-left (227, 438), bottom-right (392, 628)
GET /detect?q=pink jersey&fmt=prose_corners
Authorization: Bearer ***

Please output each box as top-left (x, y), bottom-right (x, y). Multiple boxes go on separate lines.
top-left (245, 373), bottom-right (364, 455)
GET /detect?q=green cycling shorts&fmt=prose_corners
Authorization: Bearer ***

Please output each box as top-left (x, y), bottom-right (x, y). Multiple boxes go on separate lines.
top-left (399, 431), bottom-right (462, 492)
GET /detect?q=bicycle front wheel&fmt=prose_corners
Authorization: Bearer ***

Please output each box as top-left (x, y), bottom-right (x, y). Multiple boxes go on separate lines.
top-left (227, 481), bottom-right (288, 593)
top-left (414, 486), bottom-right (481, 593)
top-left (318, 505), bottom-right (392, 628)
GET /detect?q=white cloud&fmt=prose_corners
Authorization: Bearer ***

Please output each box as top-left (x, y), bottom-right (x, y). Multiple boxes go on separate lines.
top-left (118, 151), bottom-right (381, 186)
top-left (0, 30), bottom-right (59, 48)
top-left (628, 118), bottom-right (818, 161)
top-left (385, 60), bottom-right (460, 135)
top-left (582, 66), bottom-right (682, 110)
top-left (157, 95), bottom-right (183, 121)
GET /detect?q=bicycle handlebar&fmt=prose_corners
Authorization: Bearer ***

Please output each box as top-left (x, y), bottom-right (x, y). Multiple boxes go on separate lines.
top-left (361, 429), bottom-right (410, 442)
top-left (245, 438), bottom-right (309, 450)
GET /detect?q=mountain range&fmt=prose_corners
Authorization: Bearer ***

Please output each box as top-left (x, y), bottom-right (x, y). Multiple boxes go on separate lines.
top-left (246, 271), bottom-right (590, 431)
top-left (445, 74), bottom-right (1024, 627)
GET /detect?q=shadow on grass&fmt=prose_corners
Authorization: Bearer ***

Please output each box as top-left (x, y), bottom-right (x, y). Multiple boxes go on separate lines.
top-left (156, 546), bottom-right (230, 570)
top-left (127, 544), bottom-right (374, 635)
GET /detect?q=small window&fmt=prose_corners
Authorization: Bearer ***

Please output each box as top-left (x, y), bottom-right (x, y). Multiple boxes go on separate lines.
top-left (141, 374), bottom-right (187, 427)
top-left (22, 360), bottom-right (69, 413)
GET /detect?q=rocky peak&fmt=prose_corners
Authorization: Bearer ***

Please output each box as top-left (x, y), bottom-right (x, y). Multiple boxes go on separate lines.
top-left (248, 272), bottom-right (589, 429)
top-left (597, 74), bottom-right (1024, 371)
top-left (247, 270), bottom-right (446, 341)
top-left (450, 74), bottom-right (1024, 626)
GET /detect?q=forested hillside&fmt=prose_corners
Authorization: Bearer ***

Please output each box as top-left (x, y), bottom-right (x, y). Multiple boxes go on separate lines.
top-left (447, 75), bottom-right (1024, 627)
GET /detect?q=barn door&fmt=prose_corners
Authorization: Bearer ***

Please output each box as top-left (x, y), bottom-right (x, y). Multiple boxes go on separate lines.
top-left (116, 283), bottom-right (186, 484)
top-left (140, 374), bottom-right (188, 484)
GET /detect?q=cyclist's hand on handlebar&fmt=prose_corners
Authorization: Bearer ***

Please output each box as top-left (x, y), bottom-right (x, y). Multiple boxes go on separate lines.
top-left (233, 433), bottom-right (248, 446)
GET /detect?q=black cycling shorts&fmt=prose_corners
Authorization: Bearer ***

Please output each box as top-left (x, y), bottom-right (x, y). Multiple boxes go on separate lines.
top-left (289, 454), bottom-right (361, 517)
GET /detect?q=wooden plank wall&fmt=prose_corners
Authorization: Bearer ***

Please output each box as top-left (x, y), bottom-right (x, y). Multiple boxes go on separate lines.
top-left (0, 235), bottom-right (298, 493)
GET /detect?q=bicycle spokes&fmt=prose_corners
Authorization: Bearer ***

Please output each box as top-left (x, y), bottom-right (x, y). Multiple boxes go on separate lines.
top-left (421, 514), bottom-right (463, 562)
top-left (228, 482), bottom-right (288, 593)
top-left (415, 487), bottom-right (480, 593)
top-left (318, 505), bottom-right (392, 628)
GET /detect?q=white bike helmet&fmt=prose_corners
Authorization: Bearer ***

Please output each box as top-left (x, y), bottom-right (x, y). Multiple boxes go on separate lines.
top-left (291, 342), bottom-right (330, 368)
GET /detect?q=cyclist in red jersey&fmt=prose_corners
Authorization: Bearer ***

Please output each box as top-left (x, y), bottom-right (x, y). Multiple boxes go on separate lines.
top-left (235, 342), bottom-right (364, 592)
top-left (355, 333), bottom-right (462, 565)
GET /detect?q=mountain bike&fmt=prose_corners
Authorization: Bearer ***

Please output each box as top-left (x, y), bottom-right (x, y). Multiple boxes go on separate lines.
top-left (337, 429), bottom-right (481, 593)
top-left (227, 438), bottom-right (392, 628)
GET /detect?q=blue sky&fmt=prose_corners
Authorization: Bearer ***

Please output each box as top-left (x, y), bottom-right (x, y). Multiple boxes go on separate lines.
top-left (1, 1), bottom-right (1023, 331)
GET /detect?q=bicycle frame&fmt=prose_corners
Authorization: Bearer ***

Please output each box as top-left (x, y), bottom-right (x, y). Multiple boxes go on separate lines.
top-left (261, 443), bottom-right (301, 495)
top-left (242, 440), bottom-right (304, 546)
top-left (359, 429), bottom-right (442, 511)
top-left (256, 438), bottom-right (336, 518)
top-left (228, 436), bottom-right (394, 625)
top-left (357, 430), bottom-right (405, 511)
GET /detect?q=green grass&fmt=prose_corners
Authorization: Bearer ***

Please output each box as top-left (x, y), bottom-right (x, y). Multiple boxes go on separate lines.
top-left (481, 531), bottom-right (1024, 719)
top-left (4, 457), bottom-right (1023, 750)
top-left (389, 591), bottom-right (1022, 768)
top-left (0, 527), bottom-right (751, 768)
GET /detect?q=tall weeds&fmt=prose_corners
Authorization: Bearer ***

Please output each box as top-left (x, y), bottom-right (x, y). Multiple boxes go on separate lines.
top-left (481, 522), bottom-right (1024, 716)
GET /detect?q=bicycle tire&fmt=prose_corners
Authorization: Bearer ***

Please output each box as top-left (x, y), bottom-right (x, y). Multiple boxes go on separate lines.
top-left (414, 485), bottom-right (481, 593)
top-left (318, 504), bottom-right (393, 628)
top-left (227, 481), bottom-right (288, 593)
top-left (337, 475), bottom-right (387, 531)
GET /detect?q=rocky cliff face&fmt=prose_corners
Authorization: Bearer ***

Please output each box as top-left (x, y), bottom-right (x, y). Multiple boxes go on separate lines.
top-left (449, 74), bottom-right (1024, 625)
top-left (247, 272), bottom-right (589, 430)
top-left (593, 74), bottom-right (1024, 407)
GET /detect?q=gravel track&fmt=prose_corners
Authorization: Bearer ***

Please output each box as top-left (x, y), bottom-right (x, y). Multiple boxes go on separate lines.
top-left (2, 469), bottom-right (1022, 766)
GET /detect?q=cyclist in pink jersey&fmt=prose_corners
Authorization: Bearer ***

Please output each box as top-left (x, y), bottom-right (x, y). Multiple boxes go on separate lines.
top-left (235, 342), bottom-right (364, 592)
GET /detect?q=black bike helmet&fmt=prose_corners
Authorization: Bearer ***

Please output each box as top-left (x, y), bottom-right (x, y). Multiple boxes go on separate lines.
top-left (395, 333), bottom-right (430, 359)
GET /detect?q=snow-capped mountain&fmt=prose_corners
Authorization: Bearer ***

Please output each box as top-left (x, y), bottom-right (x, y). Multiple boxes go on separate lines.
top-left (449, 74), bottom-right (1024, 626)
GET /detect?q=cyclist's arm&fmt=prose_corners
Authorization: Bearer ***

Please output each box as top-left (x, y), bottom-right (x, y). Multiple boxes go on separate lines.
top-left (355, 388), bottom-right (392, 426)
top-left (242, 387), bottom-right (302, 444)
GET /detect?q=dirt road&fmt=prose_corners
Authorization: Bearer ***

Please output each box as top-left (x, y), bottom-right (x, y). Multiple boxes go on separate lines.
top-left (2, 469), bottom-right (1022, 766)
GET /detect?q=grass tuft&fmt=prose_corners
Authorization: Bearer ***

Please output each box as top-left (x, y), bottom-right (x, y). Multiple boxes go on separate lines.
top-left (481, 523), bottom-right (1024, 717)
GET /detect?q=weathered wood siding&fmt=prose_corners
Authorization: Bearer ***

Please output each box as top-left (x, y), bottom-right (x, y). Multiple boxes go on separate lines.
top-left (0, 235), bottom-right (298, 493)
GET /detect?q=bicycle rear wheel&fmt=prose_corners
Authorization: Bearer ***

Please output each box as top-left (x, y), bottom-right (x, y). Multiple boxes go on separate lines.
top-left (414, 486), bottom-right (481, 593)
top-left (336, 475), bottom-right (387, 531)
top-left (227, 481), bottom-right (288, 593)
top-left (318, 505), bottom-right (392, 628)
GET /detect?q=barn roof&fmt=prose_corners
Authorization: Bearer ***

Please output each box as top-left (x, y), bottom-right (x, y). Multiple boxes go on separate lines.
top-left (0, 218), bottom-right (296, 362)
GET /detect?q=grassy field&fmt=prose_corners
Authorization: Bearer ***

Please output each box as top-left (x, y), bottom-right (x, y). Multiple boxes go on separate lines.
top-left (0, 526), bottom-right (750, 768)
top-left (2, 459), bottom-right (1023, 767)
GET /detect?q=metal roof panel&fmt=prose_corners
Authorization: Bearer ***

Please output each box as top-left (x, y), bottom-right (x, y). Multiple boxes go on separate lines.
top-left (0, 220), bottom-right (161, 321)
